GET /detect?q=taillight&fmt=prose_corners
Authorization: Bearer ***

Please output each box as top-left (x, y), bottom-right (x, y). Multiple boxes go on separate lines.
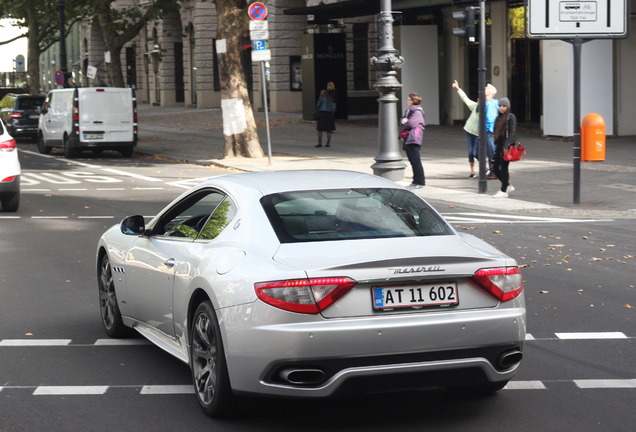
top-left (0, 139), bottom-right (16, 152)
top-left (2, 176), bottom-right (16, 182)
top-left (255, 277), bottom-right (356, 314)
top-left (9, 113), bottom-right (23, 119)
top-left (472, 267), bottom-right (523, 302)
top-left (73, 97), bottom-right (79, 133)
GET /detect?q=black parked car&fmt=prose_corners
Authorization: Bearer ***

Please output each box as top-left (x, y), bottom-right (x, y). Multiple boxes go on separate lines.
top-left (0, 94), bottom-right (45, 142)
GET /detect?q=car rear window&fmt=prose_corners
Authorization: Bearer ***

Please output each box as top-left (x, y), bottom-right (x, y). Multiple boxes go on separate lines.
top-left (261, 188), bottom-right (453, 243)
top-left (16, 97), bottom-right (44, 110)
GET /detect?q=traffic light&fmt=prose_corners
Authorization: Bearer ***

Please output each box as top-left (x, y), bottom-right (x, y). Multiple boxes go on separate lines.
top-left (452, 6), bottom-right (477, 44)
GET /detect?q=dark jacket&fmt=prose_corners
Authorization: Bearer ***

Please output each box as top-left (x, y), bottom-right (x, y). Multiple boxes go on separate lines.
top-left (495, 112), bottom-right (517, 150)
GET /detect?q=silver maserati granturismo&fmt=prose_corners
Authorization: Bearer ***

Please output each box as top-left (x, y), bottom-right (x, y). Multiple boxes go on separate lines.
top-left (96, 170), bottom-right (525, 417)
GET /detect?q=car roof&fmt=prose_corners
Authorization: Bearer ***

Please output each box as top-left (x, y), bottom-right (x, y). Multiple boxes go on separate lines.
top-left (202, 170), bottom-right (400, 196)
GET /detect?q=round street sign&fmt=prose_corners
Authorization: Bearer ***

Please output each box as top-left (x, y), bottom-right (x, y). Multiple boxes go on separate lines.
top-left (248, 2), bottom-right (267, 21)
top-left (55, 70), bottom-right (65, 86)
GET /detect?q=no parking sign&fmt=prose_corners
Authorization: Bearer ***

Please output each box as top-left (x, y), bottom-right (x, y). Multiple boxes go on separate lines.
top-left (248, 2), bottom-right (267, 21)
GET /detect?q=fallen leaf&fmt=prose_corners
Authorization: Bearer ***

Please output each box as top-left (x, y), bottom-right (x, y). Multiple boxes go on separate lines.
top-left (540, 290), bottom-right (549, 294)
top-left (625, 304), bottom-right (633, 309)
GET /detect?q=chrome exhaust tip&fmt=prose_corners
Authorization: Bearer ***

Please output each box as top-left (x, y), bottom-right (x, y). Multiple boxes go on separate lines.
top-left (498, 350), bottom-right (523, 369)
top-left (279, 368), bottom-right (326, 385)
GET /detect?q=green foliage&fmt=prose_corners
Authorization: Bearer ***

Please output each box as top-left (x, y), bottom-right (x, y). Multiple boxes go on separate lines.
top-left (509, 6), bottom-right (526, 39)
top-left (199, 201), bottom-right (232, 240)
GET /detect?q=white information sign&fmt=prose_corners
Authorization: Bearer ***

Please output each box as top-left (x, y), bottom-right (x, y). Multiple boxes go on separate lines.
top-left (250, 30), bottom-right (269, 40)
top-left (251, 49), bottom-right (271, 62)
top-left (249, 20), bottom-right (268, 31)
top-left (526, 0), bottom-right (629, 39)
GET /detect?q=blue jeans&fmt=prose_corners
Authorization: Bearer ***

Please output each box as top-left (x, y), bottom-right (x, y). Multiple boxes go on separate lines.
top-left (487, 132), bottom-right (495, 167)
top-left (466, 133), bottom-right (479, 162)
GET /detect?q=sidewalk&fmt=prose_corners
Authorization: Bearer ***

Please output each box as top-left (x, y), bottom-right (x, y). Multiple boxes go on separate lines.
top-left (135, 103), bottom-right (636, 219)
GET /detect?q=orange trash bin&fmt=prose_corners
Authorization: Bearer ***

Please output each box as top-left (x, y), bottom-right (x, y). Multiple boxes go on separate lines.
top-left (581, 113), bottom-right (605, 162)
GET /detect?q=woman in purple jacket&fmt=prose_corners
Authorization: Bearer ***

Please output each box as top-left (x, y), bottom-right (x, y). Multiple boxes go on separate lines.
top-left (400, 93), bottom-right (426, 189)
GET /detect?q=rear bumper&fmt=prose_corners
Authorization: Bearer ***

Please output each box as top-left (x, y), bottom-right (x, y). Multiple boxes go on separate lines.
top-left (220, 301), bottom-right (526, 397)
top-left (0, 174), bottom-right (20, 194)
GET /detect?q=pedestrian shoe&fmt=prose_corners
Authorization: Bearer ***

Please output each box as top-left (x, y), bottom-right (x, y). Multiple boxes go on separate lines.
top-left (468, 173), bottom-right (476, 179)
top-left (315, 144), bottom-right (323, 148)
top-left (492, 190), bottom-right (508, 198)
top-left (407, 183), bottom-right (425, 190)
top-left (486, 174), bottom-right (497, 179)
top-left (507, 184), bottom-right (515, 193)
top-left (325, 144), bottom-right (331, 147)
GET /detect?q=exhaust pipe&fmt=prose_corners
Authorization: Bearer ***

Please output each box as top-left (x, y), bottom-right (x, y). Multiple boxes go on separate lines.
top-left (497, 350), bottom-right (523, 369)
top-left (279, 368), bottom-right (326, 385)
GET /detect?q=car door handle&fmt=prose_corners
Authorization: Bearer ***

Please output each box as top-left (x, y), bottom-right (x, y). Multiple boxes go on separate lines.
top-left (163, 258), bottom-right (176, 268)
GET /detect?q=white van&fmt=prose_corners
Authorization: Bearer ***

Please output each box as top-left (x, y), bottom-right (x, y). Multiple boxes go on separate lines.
top-left (38, 87), bottom-right (137, 158)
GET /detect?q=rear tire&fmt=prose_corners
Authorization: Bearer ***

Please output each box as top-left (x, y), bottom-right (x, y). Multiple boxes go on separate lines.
top-left (190, 301), bottom-right (234, 418)
top-left (63, 135), bottom-right (78, 158)
top-left (1, 192), bottom-right (19, 212)
top-left (37, 134), bottom-right (51, 154)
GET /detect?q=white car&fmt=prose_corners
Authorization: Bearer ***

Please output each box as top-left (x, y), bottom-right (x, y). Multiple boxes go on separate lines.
top-left (96, 170), bottom-right (525, 417)
top-left (0, 119), bottom-right (20, 212)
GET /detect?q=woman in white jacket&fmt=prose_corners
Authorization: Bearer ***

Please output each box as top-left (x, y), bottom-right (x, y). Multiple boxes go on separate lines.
top-left (452, 80), bottom-right (479, 178)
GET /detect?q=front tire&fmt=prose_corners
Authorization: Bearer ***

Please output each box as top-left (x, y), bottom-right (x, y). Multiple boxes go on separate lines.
top-left (190, 301), bottom-right (234, 418)
top-left (98, 254), bottom-right (129, 338)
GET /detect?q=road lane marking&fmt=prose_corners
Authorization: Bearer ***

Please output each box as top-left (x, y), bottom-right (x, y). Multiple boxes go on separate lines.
top-left (575, 379), bottom-right (636, 389)
top-left (94, 339), bottom-right (151, 346)
top-left (555, 332), bottom-right (627, 340)
top-left (34, 386), bottom-right (108, 395)
top-left (78, 216), bottom-right (116, 219)
top-left (0, 339), bottom-right (72, 346)
top-left (140, 385), bottom-right (194, 395)
top-left (442, 212), bottom-right (613, 224)
top-left (504, 381), bottom-right (546, 390)
top-left (101, 168), bottom-right (163, 182)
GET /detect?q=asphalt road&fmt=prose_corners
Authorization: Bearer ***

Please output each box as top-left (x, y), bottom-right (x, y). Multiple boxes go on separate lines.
top-left (1, 147), bottom-right (634, 431)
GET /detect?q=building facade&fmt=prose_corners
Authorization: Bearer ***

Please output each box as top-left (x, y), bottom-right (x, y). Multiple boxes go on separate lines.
top-left (40, 0), bottom-right (636, 136)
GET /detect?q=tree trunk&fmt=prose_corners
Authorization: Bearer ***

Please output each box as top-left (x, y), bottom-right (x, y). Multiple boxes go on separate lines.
top-left (24, 4), bottom-right (42, 93)
top-left (215, 0), bottom-right (264, 158)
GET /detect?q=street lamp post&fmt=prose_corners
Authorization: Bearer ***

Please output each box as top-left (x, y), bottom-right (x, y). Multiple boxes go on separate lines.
top-left (370, 0), bottom-right (406, 181)
top-left (58, 0), bottom-right (69, 87)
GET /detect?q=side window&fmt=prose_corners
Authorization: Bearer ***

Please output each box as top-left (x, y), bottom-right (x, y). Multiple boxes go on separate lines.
top-left (154, 190), bottom-right (234, 240)
top-left (197, 198), bottom-right (237, 240)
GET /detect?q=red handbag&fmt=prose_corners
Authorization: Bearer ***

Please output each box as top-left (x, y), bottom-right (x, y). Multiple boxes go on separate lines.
top-left (504, 143), bottom-right (526, 162)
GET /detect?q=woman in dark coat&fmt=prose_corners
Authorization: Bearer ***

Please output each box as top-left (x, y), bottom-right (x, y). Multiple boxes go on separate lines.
top-left (315, 89), bottom-right (335, 147)
top-left (492, 97), bottom-right (517, 198)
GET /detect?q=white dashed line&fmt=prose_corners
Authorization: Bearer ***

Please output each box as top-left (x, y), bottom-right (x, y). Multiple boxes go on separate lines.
top-left (504, 381), bottom-right (546, 390)
top-left (555, 332), bottom-right (627, 340)
top-left (0, 339), bottom-right (72, 346)
top-left (34, 386), bottom-right (109, 395)
top-left (140, 385), bottom-right (194, 395)
top-left (575, 379), bottom-right (636, 389)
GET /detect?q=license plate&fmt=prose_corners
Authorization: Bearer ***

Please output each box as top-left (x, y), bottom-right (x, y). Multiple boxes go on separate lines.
top-left (29, 114), bottom-right (39, 119)
top-left (84, 133), bottom-right (103, 140)
top-left (372, 283), bottom-right (459, 311)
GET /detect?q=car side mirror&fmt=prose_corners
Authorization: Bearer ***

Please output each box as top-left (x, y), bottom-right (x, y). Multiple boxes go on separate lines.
top-left (120, 215), bottom-right (146, 235)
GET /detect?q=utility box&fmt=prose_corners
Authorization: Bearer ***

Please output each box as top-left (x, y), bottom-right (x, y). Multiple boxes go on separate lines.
top-left (581, 113), bottom-right (606, 161)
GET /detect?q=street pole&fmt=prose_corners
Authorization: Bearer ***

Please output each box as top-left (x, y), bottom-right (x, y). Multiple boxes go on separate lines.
top-left (58, 0), bottom-right (69, 88)
top-left (477, 0), bottom-right (487, 193)
top-left (572, 37), bottom-right (582, 204)
top-left (370, 0), bottom-right (406, 181)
